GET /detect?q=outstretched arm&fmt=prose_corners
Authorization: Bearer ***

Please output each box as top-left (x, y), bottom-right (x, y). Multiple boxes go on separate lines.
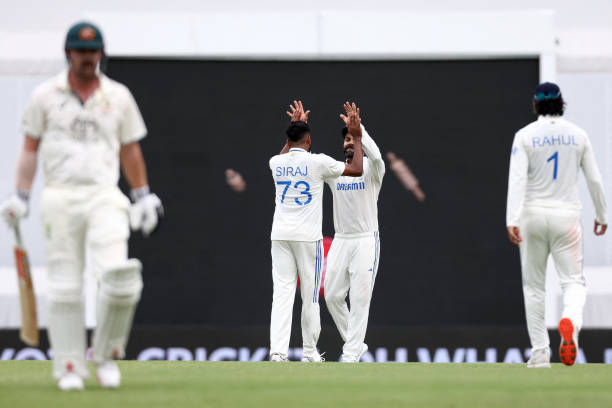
top-left (340, 102), bottom-right (363, 177)
top-left (341, 102), bottom-right (384, 180)
top-left (280, 100), bottom-right (311, 154)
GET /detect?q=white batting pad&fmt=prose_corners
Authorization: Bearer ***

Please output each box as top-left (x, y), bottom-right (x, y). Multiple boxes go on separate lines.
top-left (91, 259), bottom-right (143, 363)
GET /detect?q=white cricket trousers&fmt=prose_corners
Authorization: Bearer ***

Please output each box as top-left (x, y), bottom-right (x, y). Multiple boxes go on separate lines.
top-left (325, 232), bottom-right (380, 358)
top-left (270, 240), bottom-right (323, 357)
top-left (519, 206), bottom-right (585, 352)
top-left (41, 185), bottom-right (130, 379)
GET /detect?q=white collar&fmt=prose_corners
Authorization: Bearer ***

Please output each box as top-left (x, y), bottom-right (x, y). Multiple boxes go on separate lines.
top-left (55, 69), bottom-right (109, 94)
top-left (289, 148), bottom-right (306, 152)
top-left (538, 114), bottom-right (562, 121)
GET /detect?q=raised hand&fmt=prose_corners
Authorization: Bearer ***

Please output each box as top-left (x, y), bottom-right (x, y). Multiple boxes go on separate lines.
top-left (286, 100), bottom-right (310, 123)
top-left (339, 101), bottom-right (355, 125)
top-left (343, 102), bottom-right (362, 138)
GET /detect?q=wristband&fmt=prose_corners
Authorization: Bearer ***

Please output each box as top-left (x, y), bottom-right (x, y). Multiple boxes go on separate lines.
top-left (16, 189), bottom-right (30, 202)
top-left (130, 185), bottom-right (150, 202)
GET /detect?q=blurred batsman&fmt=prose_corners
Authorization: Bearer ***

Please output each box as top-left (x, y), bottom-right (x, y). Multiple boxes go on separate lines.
top-left (0, 22), bottom-right (163, 390)
top-left (325, 103), bottom-right (385, 362)
top-left (269, 101), bottom-right (363, 362)
top-left (506, 82), bottom-right (607, 368)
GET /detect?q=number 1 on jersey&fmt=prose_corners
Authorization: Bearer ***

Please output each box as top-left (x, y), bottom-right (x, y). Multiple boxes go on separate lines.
top-left (547, 151), bottom-right (558, 180)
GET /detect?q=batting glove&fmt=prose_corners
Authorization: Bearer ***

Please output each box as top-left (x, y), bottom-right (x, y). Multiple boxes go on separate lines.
top-left (129, 186), bottom-right (164, 237)
top-left (0, 193), bottom-right (29, 228)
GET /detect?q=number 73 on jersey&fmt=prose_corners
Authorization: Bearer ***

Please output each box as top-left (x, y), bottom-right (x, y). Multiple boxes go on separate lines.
top-left (277, 181), bottom-right (312, 205)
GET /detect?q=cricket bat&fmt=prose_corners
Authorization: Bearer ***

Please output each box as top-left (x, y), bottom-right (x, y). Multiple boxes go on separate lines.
top-left (13, 224), bottom-right (39, 347)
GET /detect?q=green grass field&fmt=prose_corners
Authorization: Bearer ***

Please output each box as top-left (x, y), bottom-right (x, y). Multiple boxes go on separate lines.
top-left (1, 361), bottom-right (611, 408)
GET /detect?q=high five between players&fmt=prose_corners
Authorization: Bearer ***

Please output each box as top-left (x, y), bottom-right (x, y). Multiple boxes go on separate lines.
top-left (268, 101), bottom-right (363, 362)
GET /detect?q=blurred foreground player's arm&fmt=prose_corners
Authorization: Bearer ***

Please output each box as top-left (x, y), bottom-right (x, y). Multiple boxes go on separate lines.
top-left (580, 137), bottom-right (608, 235)
top-left (0, 136), bottom-right (40, 227)
top-left (118, 93), bottom-right (163, 237)
top-left (506, 132), bottom-right (528, 246)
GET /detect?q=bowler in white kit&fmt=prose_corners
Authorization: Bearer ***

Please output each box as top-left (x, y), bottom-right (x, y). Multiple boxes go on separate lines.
top-left (506, 82), bottom-right (607, 368)
top-left (324, 103), bottom-right (385, 362)
top-left (0, 22), bottom-right (163, 390)
top-left (269, 101), bottom-right (363, 362)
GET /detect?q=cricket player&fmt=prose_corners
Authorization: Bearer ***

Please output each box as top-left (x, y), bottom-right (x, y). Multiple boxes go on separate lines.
top-left (0, 22), bottom-right (162, 390)
top-left (325, 102), bottom-right (385, 362)
top-left (506, 82), bottom-right (607, 368)
top-left (269, 100), bottom-right (363, 362)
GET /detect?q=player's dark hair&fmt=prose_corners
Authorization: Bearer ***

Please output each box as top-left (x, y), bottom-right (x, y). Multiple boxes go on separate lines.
top-left (535, 96), bottom-right (565, 116)
top-left (286, 121), bottom-right (310, 142)
top-left (341, 127), bottom-right (349, 138)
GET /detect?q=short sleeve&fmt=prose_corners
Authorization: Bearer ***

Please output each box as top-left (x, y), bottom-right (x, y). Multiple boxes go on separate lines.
top-left (21, 90), bottom-right (46, 139)
top-left (317, 153), bottom-right (345, 180)
top-left (269, 156), bottom-right (278, 171)
top-left (119, 88), bottom-right (147, 145)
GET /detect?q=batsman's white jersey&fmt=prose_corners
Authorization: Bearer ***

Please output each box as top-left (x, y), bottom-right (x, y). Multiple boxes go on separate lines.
top-left (23, 70), bottom-right (146, 378)
top-left (506, 115), bottom-right (608, 353)
top-left (269, 148), bottom-right (346, 358)
top-left (324, 126), bottom-right (385, 360)
top-left (23, 70), bottom-right (147, 187)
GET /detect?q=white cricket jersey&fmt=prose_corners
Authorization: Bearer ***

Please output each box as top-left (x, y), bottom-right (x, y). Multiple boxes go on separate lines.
top-left (326, 126), bottom-right (385, 237)
top-left (506, 115), bottom-right (608, 226)
top-left (21, 70), bottom-right (147, 188)
top-left (270, 148), bottom-right (346, 241)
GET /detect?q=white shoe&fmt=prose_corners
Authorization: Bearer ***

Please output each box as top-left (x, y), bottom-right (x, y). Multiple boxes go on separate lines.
top-left (58, 372), bottom-right (84, 391)
top-left (96, 361), bottom-right (121, 388)
top-left (526, 348), bottom-right (551, 368)
top-left (270, 352), bottom-right (288, 362)
top-left (341, 343), bottom-right (368, 363)
top-left (301, 351), bottom-right (325, 362)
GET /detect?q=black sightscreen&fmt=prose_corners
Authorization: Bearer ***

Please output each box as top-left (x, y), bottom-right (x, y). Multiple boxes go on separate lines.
top-left (106, 58), bottom-right (539, 327)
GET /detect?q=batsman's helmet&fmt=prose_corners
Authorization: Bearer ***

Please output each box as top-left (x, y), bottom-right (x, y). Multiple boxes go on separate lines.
top-left (65, 22), bottom-right (104, 51)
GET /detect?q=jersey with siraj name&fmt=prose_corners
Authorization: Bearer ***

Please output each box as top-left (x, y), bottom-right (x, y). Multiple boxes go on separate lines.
top-left (270, 148), bottom-right (345, 241)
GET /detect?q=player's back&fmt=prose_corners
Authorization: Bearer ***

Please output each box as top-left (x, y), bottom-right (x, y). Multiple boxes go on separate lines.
top-left (518, 116), bottom-right (589, 209)
top-left (270, 148), bottom-right (344, 242)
